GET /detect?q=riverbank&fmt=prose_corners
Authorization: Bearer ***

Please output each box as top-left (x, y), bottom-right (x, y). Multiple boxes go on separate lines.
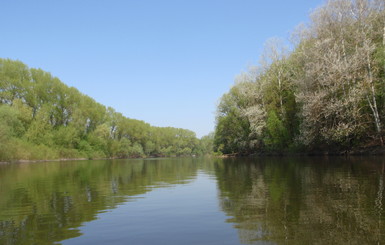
top-left (0, 154), bottom-right (204, 164)
top-left (0, 158), bottom-right (89, 164)
top-left (3, 146), bottom-right (384, 163)
top-left (217, 145), bottom-right (385, 158)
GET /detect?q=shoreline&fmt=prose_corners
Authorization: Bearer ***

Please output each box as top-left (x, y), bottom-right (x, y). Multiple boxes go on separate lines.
top-left (2, 147), bottom-right (385, 163)
top-left (0, 155), bottom-right (196, 164)
top-left (0, 158), bottom-right (89, 164)
top-left (217, 145), bottom-right (385, 158)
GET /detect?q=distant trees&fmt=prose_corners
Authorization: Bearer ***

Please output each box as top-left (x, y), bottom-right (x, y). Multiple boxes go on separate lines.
top-left (0, 58), bottom-right (212, 161)
top-left (214, 0), bottom-right (385, 154)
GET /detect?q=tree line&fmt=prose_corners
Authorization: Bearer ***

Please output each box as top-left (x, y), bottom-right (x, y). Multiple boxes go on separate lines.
top-left (0, 59), bottom-right (213, 161)
top-left (214, 0), bottom-right (385, 155)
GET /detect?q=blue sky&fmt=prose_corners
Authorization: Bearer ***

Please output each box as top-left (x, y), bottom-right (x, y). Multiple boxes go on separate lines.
top-left (1, 0), bottom-right (324, 137)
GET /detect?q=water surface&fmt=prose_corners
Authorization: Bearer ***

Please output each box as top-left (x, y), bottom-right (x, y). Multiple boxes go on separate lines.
top-left (1, 157), bottom-right (385, 244)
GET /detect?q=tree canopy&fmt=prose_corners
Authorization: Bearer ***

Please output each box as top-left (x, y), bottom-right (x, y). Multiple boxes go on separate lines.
top-left (0, 59), bottom-right (213, 161)
top-left (214, 0), bottom-right (385, 154)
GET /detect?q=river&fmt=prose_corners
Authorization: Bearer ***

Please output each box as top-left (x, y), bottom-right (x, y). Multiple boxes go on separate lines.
top-left (1, 157), bottom-right (385, 244)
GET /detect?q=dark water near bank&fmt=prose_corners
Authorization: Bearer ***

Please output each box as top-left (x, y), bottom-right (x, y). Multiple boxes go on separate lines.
top-left (1, 157), bottom-right (385, 244)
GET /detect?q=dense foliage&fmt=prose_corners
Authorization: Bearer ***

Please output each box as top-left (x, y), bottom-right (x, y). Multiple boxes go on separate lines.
top-left (0, 59), bottom-right (213, 161)
top-left (214, 0), bottom-right (385, 154)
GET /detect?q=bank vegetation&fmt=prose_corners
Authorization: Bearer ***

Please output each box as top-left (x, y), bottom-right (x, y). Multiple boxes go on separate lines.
top-left (214, 0), bottom-right (385, 155)
top-left (0, 59), bottom-right (213, 161)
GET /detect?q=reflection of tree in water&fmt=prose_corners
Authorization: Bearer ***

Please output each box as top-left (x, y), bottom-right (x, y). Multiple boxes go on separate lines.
top-left (215, 157), bottom-right (385, 244)
top-left (0, 158), bottom-right (199, 245)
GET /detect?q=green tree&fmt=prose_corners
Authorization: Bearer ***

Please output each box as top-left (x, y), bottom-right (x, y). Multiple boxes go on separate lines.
top-left (264, 110), bottom-right (289, 149)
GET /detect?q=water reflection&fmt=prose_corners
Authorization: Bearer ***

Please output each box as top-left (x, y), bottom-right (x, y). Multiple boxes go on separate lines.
top-left (214, 157), bottom-right (385, 244)
top-left (1, 157), bottom-right (385, 244)
top-left (0, 158), bottom-right (199, 245)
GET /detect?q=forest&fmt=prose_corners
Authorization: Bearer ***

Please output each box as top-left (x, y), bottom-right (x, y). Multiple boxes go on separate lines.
top-left (214, 0), bottom-right (385, 155)
top-left (0, 59), bottom-right (213, 161)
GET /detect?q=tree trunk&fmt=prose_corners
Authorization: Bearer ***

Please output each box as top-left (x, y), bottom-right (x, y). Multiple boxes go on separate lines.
top-left (366, 53), bottom-right (384, 146)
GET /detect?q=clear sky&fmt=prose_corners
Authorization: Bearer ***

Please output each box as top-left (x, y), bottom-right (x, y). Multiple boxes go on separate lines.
top-left (1, 0), bottom-right (324, 138)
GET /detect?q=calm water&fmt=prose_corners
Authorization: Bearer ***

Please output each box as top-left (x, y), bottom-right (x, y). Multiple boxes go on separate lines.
top-left (1, 157), bottom-right (385, 244)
